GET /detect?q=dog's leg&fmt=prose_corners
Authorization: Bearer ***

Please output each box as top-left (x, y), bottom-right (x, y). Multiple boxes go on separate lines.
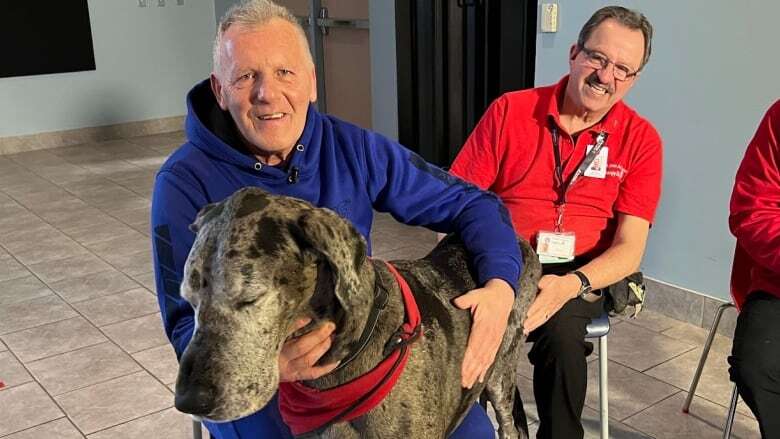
top-left (484, 362), bottom-right (527, 439)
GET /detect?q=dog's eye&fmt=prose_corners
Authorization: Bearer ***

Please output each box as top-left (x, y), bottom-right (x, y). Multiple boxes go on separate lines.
top-left (236, 298), bottom-right (258, 310)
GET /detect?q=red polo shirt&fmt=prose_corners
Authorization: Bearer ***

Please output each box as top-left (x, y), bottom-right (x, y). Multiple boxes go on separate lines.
top-left (451, 76), bottom-right (663, 257)
top-left (729, 99), bottom-right (780, 308)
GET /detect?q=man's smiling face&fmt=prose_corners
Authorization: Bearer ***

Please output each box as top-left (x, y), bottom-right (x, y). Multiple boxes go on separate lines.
top-left (211, 18), bottom-right (317, 162)
top-left (565, 18), bottom-right (645, 117)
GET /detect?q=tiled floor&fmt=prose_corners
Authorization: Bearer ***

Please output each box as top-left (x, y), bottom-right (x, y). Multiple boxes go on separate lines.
top-left (0, 133), bottom-right (761, 438)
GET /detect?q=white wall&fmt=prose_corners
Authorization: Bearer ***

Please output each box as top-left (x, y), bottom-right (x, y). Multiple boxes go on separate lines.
top-left (0, 1), bottom-right (215, 138)
top-left (535, 1), bottom-right (780, 300)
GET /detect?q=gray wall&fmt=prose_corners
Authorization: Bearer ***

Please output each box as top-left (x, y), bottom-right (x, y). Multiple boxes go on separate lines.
top-left (535, 1), bottom-right (780, 300)
top-left (368, 0), bottom-right (398, 140)
top-left (0, 1), bottom-right (215, 138)
top-left (214, 0), bottom-right (235, 25)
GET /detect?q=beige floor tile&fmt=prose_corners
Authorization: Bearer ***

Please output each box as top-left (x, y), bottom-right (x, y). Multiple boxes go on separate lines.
top-left (26, 253), bottom-right (113, 284)
top-left (0, 351), bottom-right (33, 389)
top-left (0, 223), bottom-right (66, 252)
top-left (133, 344), bottom-right (179, 386)
top-left (580, 405), bottom-right (652, 438)
top-left (0, 338), bottom-right (7, 352)
top-left (585, 359), bottom-right (679, 421)
top-left (0, 275), bottom-right (53, 306)
top-left (11, 236), bottom-right (90, 266)
top-left (46, 207), bottom-right (116, 231)
top-left (0, 210), bottom-right (41, 235)
top-left (644, 347), bottom-right (739, 410)
top-left (607, 321), bottom-right (697, 371)
top-left (0, 382), bottom-right (64, 436)
top-left (87, 407), bottom-right (197, 439)
top-left (99, 250), bottom-right (153, 276)
top-left (0, 295), bottom-right (77, 335)
top-left (85, 232), bottom-right (150, 258)
top-left (55, 371), bottom-right (173, 434)
top-left (375, 244), bottom-right (437, 261)
top-left (661, 321), bottom-right (734, 355)
top-left (72, 288), bottom-right (158, 327)
top-left (48, 270), bottom-right (141, 304)
top-left (130, 271), bottom-right (157, 292)
top-left (628, 310), bottom-right (690, 333)
top-left (102, 313), bottom-right (168, 354)
top-left (623, 392), bottom-right (759, 439)
top-left (27, 342), bottom-right (141, 396)
top-left (0, 253), bottom-right (30, 283)
top-left (62, 219), bottom-right (139, 246)
top-left (3, 417), bottom-right (84, 439)
top-left (0, 317), bottom-right (107, 363)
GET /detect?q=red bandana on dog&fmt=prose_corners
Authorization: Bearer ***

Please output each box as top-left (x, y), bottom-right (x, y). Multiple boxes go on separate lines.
top-left (278, 261), bottom-right (422, 435)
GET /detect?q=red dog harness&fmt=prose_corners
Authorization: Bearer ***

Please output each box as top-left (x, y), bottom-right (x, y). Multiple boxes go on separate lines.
top-left (278, 261), bottom-right (422, 435)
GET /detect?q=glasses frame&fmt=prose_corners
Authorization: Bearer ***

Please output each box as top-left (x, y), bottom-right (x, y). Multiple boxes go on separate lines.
top-left (578, 45), bottom-right (640, 82)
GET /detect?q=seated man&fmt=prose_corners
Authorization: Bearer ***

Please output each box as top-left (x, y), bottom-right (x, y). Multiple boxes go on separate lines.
top-left (151, 0), bottom-right (522, 437)
top-left (728, 99), bottom-right (780, 439)
top-left (450, 6), bottom-right (662, 438)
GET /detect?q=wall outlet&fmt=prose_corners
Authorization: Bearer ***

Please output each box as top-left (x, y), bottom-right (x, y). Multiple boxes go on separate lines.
top-left (541, 3), bottom-right (558, 33)
top-left (138, 0), bottom-right (147, 7)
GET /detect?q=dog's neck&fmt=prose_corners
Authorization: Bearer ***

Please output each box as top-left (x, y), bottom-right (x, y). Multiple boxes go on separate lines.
top-left (306, 259), bottom-right (407, 389)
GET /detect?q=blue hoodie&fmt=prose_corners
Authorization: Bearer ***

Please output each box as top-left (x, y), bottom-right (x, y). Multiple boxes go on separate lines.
top-left (151, 79), bottom-right (522, 357)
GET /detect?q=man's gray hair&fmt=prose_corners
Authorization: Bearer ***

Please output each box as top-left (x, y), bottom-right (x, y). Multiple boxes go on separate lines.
top-left (577, 6), bottom-right (653, 71)
top-left (213, 0), bottom-right (313, 75)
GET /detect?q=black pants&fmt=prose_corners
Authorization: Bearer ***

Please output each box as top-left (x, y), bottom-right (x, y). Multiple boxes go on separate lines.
top-left (527, 261), bottom-right (604, 439)
top-left (728, 291), bottom-right (780, 439)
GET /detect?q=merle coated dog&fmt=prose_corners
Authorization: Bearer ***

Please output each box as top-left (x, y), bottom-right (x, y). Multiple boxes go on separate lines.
top-left (174, 187), bottom-right (540, 438)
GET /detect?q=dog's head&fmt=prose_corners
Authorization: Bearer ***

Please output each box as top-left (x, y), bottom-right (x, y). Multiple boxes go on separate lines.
top-left (174, 187), bottom-right (371, 421)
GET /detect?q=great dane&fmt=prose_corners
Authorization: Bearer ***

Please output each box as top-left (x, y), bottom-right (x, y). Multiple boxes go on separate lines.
top-left (174, 187), bottom-right (540, 438)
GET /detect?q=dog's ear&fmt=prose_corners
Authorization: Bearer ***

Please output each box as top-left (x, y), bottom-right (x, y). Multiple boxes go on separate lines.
top-left (189, 201), bottom-right (224, 234)
top-left (293, 207), bottom-right (369, 314)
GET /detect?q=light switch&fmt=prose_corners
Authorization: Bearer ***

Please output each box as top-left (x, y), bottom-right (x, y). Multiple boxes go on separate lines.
top-left (541, 3), bottom-right (558, 33)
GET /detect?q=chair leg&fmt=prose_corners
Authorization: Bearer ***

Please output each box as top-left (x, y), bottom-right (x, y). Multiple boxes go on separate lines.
top-left (682, 302), bottom-right (735, 413)
top-left (193, 419), bottom-right (203, 439)
top-left (722, 384), bottom-right (739, 439)
top-left (599, 334), bottom-right (609, 439)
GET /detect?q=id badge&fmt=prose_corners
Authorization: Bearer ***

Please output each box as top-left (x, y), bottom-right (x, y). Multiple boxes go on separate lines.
top-left (536, 231), bottom-right (576, 263)
top-left (584, 145), bottom-right (608, 178)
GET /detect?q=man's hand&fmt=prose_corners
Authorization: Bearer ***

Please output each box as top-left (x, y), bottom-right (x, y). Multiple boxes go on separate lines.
top-left (453, 278), bottom-right (515, 389)
top-left (522, 274), bottom-right (580, 336)
top-left (279, 318), bottom-right (340, 382)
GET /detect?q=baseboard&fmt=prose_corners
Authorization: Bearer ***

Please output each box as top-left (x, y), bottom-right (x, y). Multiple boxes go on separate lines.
top-left (0, 116), bottom-right (185, 155)
top-left (644, 277), bottom-right (737, 337)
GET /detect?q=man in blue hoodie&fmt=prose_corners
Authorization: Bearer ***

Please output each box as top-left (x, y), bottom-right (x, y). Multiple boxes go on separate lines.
top-left (151, 1), bottom-right (523, 437)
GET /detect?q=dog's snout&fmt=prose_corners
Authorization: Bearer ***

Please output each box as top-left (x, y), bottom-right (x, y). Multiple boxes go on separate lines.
top-left (175, 349), bottom-right (215, 416)
top-left (175, 384), bottom-right (216, 415)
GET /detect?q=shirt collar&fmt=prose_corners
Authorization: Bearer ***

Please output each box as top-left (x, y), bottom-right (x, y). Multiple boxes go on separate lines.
top-left (544, 75), bottom-right (626, 136)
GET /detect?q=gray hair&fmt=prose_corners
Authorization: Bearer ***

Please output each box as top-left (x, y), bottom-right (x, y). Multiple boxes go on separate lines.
top-left (577, 6), bottom-right (654, 71)
top-left (213, 0), bottom-right (313, 76)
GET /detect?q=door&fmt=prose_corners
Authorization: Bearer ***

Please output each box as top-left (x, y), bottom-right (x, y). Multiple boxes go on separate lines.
top-left (279, 0), bottom-right (372, 129)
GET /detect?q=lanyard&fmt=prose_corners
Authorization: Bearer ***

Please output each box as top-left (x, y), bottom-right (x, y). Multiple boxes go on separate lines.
top-left (550, 124), bottom-right (607, 231)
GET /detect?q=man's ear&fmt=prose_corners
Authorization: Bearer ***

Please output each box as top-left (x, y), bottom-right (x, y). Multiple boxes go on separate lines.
top-left (210, 73), bottom-right (228, 110)
top-left (309, 65), bottom-right (317, 103)
top-left (569, 44), bottom-right (579, 61)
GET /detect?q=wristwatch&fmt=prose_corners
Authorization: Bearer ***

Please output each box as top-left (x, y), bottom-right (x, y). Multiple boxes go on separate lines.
top-left (570, 270), bottom-right (600, 300)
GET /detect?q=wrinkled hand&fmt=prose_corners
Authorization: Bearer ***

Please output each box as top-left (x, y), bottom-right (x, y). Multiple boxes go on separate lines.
top-left (453, 279), bottom-right (515, 389)
top-left (522, 274), bottom-right (580, 336)
top-left (278, 318), bottom-right (340, 382)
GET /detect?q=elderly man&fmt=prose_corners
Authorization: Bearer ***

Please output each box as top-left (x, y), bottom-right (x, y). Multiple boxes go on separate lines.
top-left (451, 6), bottom-right (662, 439)
top-left (728, 99), bottom-right (780, 439)
top-left (151, 0), bottom-right (522, 437)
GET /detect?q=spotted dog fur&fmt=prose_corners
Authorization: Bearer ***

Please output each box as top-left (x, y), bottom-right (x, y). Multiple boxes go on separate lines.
top-left (174, 187), bottom-right (541, 439)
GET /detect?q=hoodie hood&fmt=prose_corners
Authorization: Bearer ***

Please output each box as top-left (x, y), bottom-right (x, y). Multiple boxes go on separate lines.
top-left (184, 79), bottom-right (320, 182)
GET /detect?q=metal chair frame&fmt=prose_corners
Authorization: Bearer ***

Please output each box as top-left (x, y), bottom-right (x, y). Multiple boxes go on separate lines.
top-left (585, 311), bottom-right (611, 439)
top-left (681, 302), bottom-right (738, 439)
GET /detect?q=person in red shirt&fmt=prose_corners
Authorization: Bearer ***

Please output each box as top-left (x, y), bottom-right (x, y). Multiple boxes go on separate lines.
top-left (728, 99), bottom-right (780, 439)
top-left (451, 6), bottom-right (662, 438)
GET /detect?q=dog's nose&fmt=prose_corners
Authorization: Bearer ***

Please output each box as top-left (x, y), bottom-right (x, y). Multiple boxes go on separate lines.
top-left (175, 384), bottom-right (215, 415)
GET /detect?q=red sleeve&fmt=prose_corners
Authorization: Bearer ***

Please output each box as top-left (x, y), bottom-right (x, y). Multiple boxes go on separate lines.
top-left (729, 100), bottom-right (780, 273)
top-left (450, 96), bottom-right (508, 190)
top-left (614, 121), bottom-right (663, 223)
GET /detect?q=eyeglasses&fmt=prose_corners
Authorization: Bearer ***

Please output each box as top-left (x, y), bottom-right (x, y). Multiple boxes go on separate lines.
top-left (578, 46), bottom-right (639, 81)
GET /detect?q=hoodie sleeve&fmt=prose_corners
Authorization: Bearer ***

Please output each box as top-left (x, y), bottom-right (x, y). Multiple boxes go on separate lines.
top-left (729, 100), bottom-right (780, 274)
top-left (151, 168), bottom-right (206, 358)
top-left (361, 130), bottom-right (522, 292)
